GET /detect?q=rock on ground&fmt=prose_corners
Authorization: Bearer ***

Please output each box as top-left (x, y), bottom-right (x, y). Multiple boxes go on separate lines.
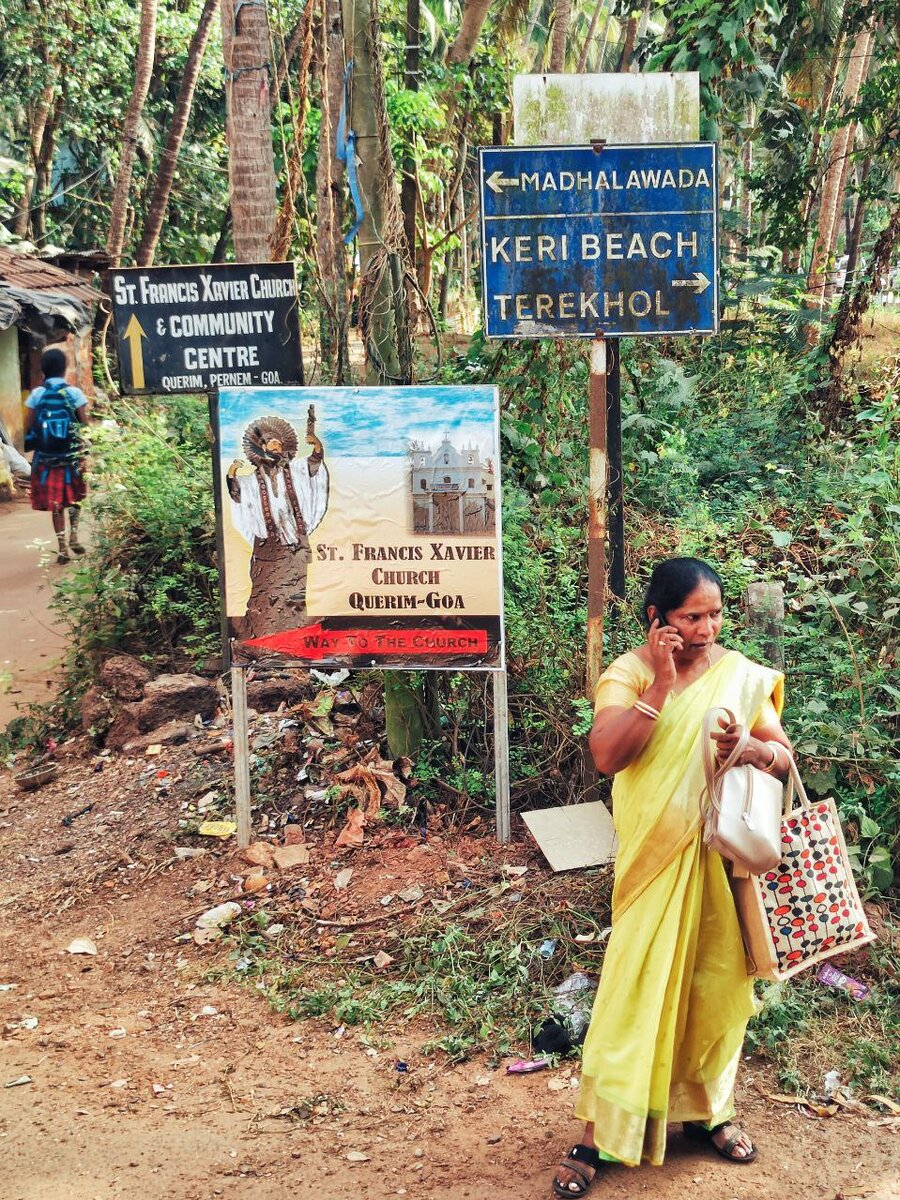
top-left (99, 655), bottom-right (151, 701)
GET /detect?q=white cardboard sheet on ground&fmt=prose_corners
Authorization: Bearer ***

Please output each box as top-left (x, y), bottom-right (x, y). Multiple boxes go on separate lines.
top-left (523, 801), bottom-right (617, 873)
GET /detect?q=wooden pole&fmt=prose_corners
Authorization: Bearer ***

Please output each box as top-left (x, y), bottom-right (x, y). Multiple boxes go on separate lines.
top-left (231, 665), bottom-right (252, 848)
top-left (744, 582), bottom-right (785, 670)
top-left (587, 332), bottom-right (608, 698)
top-left (493, 668), bottom-right (511, 843)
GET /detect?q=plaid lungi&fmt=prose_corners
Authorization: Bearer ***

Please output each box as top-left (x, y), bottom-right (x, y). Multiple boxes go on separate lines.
top-left (30, 456), bottom-right (87, 511)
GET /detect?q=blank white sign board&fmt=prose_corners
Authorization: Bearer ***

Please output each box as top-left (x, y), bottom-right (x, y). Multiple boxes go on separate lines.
top-left (513, 73), bottom-right (700, 146)
top-left (523, 801), bottom-right (617, 873)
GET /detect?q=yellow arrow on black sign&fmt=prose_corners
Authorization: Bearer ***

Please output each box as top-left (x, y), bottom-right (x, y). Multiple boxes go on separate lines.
top-left (123, 313), bottom-right (147, 390)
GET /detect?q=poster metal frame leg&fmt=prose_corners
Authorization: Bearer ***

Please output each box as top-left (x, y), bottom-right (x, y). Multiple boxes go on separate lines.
top-left (231, 665), bottom-right (252, 848)
top-left (493, 668), bottom-right (511, 844)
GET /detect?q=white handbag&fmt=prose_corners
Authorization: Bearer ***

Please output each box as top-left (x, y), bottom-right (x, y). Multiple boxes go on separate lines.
top-left (700, 707), bottom-right (784, 876)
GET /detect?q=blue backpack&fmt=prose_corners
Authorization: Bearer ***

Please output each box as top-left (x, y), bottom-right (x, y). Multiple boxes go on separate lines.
top-left (25, 382), bottom-right (80, 458)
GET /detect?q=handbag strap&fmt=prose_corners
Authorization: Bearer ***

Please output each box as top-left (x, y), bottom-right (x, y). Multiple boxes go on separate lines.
top-left (779, 744), bottom-right (810, 815)
top-left (700, 706), bottom-right (811, 820)
top-left (700, 706), bottom-right (750, 816)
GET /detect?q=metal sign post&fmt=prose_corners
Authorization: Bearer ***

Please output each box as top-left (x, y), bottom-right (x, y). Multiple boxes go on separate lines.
top-left (493, 670), bottom-right (511, 843)
top-left (231, 665), bottom-right (252, 847)
top-left (587, 333), bottom-right (608, 701)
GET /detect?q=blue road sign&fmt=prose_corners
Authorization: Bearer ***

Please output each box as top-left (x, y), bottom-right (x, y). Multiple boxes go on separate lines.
top-left (479, 143), bottom-right (718, 339)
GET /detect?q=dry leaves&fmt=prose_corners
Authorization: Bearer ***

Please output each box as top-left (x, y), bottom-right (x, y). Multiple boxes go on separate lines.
top-left (334, 750), bottom-right (411, 847)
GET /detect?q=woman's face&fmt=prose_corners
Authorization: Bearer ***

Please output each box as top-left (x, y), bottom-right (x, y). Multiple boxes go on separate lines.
top-left (650, 580), bottom-right (724, 657)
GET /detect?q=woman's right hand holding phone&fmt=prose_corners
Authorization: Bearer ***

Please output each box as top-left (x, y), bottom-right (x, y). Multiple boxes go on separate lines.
top-left (647, 616), bottom-right (682, 691)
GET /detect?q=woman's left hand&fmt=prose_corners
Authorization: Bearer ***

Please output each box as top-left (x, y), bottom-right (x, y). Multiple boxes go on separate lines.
top-left (710, 717), bottom-right (775, 770)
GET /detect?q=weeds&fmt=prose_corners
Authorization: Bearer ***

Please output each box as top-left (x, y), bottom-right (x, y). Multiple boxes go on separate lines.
top-left (218, 870), bottom-right (614, 1063)
top-left (747, 932), bottom-right (900, 1097)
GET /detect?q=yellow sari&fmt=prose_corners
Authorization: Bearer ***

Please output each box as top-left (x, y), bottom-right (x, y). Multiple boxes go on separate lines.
top-left (575, 649), bottom-right (784, 1167)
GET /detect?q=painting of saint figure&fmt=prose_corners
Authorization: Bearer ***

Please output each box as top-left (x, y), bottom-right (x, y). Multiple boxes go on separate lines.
top-left (226, 404), bottom-right (329, 640)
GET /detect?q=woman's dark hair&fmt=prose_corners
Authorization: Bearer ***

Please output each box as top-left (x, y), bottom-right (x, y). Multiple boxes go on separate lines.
top-left (642, 558), bottom-right (723, 626)
top-left (40, 347), bottom-right (67, 377)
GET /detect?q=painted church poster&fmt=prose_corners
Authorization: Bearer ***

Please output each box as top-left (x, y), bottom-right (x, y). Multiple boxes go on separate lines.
top-left (213, 385), bottom-right (504, 670)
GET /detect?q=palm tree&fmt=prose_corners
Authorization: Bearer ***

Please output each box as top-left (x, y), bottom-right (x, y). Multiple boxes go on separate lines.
top-left (316, 0), bottom-right (350, 381)
top-left (549, 0), bottom-right (572, 70)
top-left (135, 0), bottom-right (220, 266)
top-left (446, 0), bottom-right (492, 63)
top-left (107, 0), bottom-right (158, 265)
top-left (806, 21), bottom-right (876, 308)
top-left (221, 0), bottom-right (277, 262)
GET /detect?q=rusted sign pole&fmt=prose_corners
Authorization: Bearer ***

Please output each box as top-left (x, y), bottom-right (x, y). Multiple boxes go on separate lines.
top-left (606, 342), bottom-right (626, 607)
top-left (587, 331), bottom-right (608, 699)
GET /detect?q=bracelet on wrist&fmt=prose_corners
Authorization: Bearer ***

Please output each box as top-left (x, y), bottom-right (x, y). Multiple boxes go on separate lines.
top-left (633, 699), bottom-right (660, 722)
top-left (763, 742), bottom-right (781, 774)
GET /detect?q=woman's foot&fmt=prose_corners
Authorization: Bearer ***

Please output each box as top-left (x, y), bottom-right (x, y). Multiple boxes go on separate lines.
top-left (684, 1120), bottom-right (757, 1162)
top-left (552, 1144), bottom-right (603, 1196)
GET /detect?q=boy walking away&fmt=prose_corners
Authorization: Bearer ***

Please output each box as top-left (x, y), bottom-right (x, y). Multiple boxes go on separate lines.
top-left (25, 347), bottom-right (89, 563)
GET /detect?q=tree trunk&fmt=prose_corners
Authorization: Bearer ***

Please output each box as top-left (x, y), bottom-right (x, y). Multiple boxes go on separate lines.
top-left (618, 14), bottom-right (638, 71)
top-left (806, 24), bottom-right (875, 310)
top-left (341, 0), bottom-right (405, 382)
top-left (107, 0), bottom-right (158, 266)
top-left (343, 0), bottom-right (423, 758)
top-left (823, 109), bottom-right (871, 301)
top-left (787, 32), bottom-right (845, 273)
top-left (739, 109), bottom-right (753, 261)
top-left (316, 0), bottom-right (350, 382)
top-left (824, 198), bottom-right (900, 423)
top-left (135, 0), bottom-right (220, 266)
top-left (31, 90), bottom-right (65, 242)
top-left (549, 0), bottom-right (572, 72)
top-left (400, 0), bottom-right (420, 264)
top-left (446, 0), bottom-right (492, 65)
top-left (212, 205), bottom-right (232, 260)
top-left (597, 9), bottom-right (614, 70)
top-left (270, 0), bottom-right (317, 261)
top-left (272, 12), bottom-right (308, 101)
top-left (12, 64), bottom-right (59, 239)
top-left (221, 0), bottom-right (277, 262)
top-left (576, 1), bottom-right (604, 73)
top-left (843, 156), bottom-right (872, 292)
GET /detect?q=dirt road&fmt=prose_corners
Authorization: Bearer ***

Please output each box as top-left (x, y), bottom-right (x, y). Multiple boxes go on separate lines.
top-left (1, 749), bottom-right (897, 1200)
top-left (0, 497), bottom-right (70, 729)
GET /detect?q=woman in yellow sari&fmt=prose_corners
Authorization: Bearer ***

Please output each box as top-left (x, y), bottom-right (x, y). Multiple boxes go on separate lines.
top-left (553, 558), bottom-right (791, 1196)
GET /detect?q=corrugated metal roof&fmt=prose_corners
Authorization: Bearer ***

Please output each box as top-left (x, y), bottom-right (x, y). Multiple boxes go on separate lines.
top-left (0, 246), bottom-right (99, 307)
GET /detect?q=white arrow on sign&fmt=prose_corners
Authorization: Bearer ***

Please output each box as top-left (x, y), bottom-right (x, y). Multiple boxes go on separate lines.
top-left (672, 271), bottom-right (711, 295)
top-left (486, 169), bottom-right (521, 194)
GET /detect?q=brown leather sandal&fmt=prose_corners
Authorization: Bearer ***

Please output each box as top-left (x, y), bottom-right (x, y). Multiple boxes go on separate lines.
top-left (683, 1120), bottom-right (758, 1163)
top-left (552, 1143), bottom-right (605, 1196)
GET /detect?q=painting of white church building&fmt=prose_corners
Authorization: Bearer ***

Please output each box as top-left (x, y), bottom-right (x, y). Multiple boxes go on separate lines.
top-left (408, 434), bottom-right (496, 535)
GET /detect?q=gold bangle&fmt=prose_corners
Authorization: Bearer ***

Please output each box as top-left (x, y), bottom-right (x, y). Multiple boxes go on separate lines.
top-left (764, 742), bottom-right (780, 773)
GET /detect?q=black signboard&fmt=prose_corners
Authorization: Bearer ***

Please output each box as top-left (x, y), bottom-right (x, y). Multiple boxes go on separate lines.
top-left (109, 262), bottom-right (303, 395)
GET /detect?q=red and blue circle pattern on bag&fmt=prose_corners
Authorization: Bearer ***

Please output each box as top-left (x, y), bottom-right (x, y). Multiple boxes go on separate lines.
top-left (760, 801), bottom-right (867, 969)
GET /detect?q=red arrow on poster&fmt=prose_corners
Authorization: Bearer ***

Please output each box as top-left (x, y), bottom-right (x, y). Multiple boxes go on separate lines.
top-left (243, 623), bottom-right (489, 659)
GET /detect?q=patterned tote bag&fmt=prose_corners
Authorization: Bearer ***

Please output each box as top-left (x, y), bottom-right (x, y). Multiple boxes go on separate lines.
top-left (730, 755), bottom-right (874, 982)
